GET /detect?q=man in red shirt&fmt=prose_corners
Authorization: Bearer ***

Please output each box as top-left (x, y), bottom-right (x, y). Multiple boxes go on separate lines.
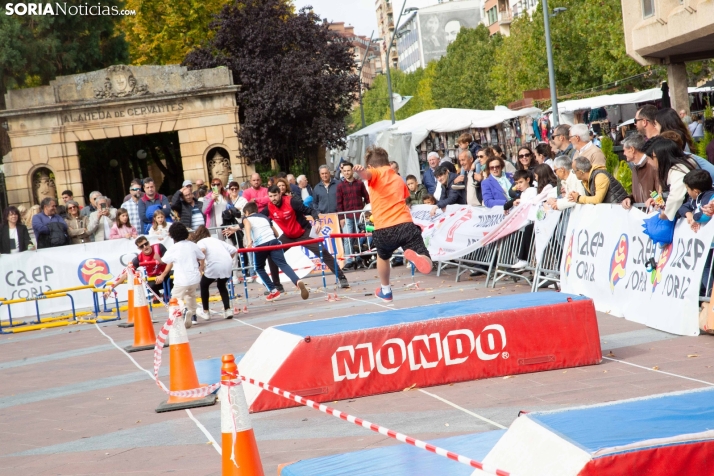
top-left (105, 236), bottom-right (170, 302)
top-left (336, 161), bottom-right (370, 269)
top-left (261, 186), bottom-right (349, 289)
top-left (242, 173), bottom-right (269, 208)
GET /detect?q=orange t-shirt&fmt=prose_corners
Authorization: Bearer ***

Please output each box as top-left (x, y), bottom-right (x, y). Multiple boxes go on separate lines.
top-left (367, 166), bottom-right (412, 230)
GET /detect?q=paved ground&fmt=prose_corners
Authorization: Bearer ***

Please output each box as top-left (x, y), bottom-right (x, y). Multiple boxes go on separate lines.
top-left (1, 265), bottom-right (713, 475)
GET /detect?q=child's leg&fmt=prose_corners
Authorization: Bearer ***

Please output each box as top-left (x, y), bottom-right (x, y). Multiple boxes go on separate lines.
top-left (199, 276), bottom-right (214, 311)
top-left (253, 250), bottom-right (275, 291)
top-left (270, 249), bottom-right (300, 285)
top-left (185, 285), bottom-right (198, 317)
top-left (216, 278), bottom-right (230, 310)
top-left (400, 223), bottom-right (432, 274)
top-left (377, 257), bottom-right (391, 286)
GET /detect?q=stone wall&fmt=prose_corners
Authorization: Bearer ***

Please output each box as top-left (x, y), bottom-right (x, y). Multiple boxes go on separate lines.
top-left (2, 64), bottom-right (250, 208)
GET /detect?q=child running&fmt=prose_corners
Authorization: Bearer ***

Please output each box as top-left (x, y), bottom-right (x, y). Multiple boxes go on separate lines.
top-left (353, 146), bottom-right (432, 302)
top-left (242, 202), bottom-right (309, 301)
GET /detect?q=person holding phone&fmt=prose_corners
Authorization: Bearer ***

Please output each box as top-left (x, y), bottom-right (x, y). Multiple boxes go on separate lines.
top-left (86, 196), bottom-right (117, 242)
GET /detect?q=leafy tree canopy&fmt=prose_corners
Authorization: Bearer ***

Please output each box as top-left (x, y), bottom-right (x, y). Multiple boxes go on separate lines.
top-left (184, 0), bottom-right (358, 163)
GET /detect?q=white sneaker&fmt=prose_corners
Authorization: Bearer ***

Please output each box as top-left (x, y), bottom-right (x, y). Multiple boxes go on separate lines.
top-left (196, 308), bottom-right (211, 321)
top-left (223, 309), bottom-right (233, 319)
top-left (512, 260), bottom-right (529, 270)
top-left (183, 309), bottom-right (192, 329)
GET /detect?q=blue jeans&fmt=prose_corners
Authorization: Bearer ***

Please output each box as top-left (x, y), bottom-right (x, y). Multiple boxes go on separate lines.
top-left (254, 239), bottom-right (300, 291)
top-left (342, 218), bottom-right (356, 264)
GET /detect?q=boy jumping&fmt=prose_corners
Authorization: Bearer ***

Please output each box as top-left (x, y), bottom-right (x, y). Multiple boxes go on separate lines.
top-left (353, 146), bottom-right (432, 302)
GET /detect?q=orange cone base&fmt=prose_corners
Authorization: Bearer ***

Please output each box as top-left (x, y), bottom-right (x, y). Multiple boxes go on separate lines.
top-left (155, 393), bottom-right (217, 413)
top-left (222, 430), bottom-right (265, 476)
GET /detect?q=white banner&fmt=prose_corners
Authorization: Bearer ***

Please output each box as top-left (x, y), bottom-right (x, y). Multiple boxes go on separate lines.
top-left (0, 239), bottom-right (138, 320)
top-left (561, 205), bottom-right (714, 336)
top-left (411, 205), bottom-right (505, 262)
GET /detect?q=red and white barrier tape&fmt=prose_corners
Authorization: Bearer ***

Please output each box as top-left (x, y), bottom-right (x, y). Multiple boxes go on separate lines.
top-left (237, 373), bottom-right (512, 476)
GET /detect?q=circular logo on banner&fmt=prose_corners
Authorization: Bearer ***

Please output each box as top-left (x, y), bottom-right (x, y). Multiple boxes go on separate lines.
top-left (77, 259), bottom-right (113, 287)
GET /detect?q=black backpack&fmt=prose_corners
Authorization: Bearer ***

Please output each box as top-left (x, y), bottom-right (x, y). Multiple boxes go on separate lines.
top-left (38, 221), bottom-right (69, 248)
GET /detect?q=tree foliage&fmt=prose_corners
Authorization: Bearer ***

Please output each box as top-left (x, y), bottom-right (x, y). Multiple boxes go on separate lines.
top-left (184, 0), bottom-right (358, 164)
top-left (433, 25), bottom-right (501, 109)
top-left (123, 0), bottom-right (232, 65)
top-left (0, 0), bottom-right (128, 94)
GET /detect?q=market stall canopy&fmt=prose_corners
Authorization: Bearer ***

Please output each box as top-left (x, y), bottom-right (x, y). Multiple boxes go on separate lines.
top-left (346, 120), bottom-right (393, 165)
top-left (372, 107), bottom-right (542, 181)
top-left (548, 86), bottom-right (714, 114)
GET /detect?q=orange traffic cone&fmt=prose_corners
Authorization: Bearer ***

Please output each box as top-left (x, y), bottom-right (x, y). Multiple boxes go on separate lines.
top-left (221, 354), bottom-right (264, 476)
top-left (117, 272), bottom-right (136, 328)
top-left (155, 298), bottom-right (217, 412)
top-left (124, 273), bottom-right (157, 353)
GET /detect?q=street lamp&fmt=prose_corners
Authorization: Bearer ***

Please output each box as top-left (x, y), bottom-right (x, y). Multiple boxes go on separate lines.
top-left (385, 3), bottom-right (419, 124)
top-left (358, 32), bottom-right (383, 129)
top-left (542, 0), bottom-right (565, 127)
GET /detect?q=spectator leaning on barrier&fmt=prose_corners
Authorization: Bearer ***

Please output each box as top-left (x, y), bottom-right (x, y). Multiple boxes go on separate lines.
top-left (336, 161), bottom-right (370, 269)
top-left (678, 169), bottom-right (714, 232)
top-left (313, 165), bottom-right (339, 214)
top-left (32, 197), bottom-right (69, 248)
top-left (647, 139), bottom-right (698, 221)
top-left (430, 165), bottom-right (466, 216)
top-left (121, 179), bottom-right (143, 231)
top-left (548, 156), bottom-right (585, 211)
top-left (569, 157), bottom-right (629, 205)
top-left (137, 178), bottom-right (170, 234)
top-left (422, 152), bottom-right (440, 195)
top-left (552, 124), bottom-right (576, 159)
top-left (405, 175), bottom-right (428, 207)
top-left (80, 191), bottom-right (101, 218)
top-left (242, 173), bottom-right (270, 209)
top-left (621, 133), bottom-right (660, 207)
top-left (172, 180), bottom-right (205, 231)
top-left (569, 124), bottom-right (607, 167)
top-left (157, 222), bottom-right (205, 328)
top-left (87, 196), bottom-right (117, 242)
top-left (65, 200), bottom-right (90, 244)
top-left (1, 206), bottom-right (31, 253)
top-left (481, 157), bottom-right (513, 208)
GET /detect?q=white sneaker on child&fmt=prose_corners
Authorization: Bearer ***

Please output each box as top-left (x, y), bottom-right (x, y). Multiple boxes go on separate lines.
top-left (196, 308), bottom-right (211, 321)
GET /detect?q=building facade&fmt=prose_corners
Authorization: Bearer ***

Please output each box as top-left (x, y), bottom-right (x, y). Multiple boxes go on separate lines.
top-left (375, 0), bottom-right (399, 70)
top-left (396, 13), bottom-right (422, 73)
top-left (483, 0), bottom-right (538, 36)
top-left (329, 23), bottom-right (382, 100)
top-left (621, 0), bottom-right (714, 113)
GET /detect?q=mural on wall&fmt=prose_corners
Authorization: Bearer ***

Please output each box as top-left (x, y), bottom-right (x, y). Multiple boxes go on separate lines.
top-left (206, 147), bottom-right (231, 187)
top-left (32, 168), bottom-right (57, 205)
top-left (419, 6), bottom-right (481, 65)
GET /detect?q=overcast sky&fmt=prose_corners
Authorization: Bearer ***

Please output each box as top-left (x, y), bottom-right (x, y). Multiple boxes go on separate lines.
top-left (294, 0), bottom-right (379, 37)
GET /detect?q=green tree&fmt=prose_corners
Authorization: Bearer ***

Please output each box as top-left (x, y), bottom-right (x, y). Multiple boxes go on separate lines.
top-left (123, 0), bottom-right (232, 65)
top-left (432, 25), bottom-right (501, 109)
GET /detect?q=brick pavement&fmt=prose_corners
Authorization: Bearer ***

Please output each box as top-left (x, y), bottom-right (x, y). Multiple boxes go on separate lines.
top-left (1, 266), bottom-right (712, 475)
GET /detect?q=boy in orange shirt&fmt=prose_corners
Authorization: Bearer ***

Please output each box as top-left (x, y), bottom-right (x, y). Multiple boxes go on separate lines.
top-left (354, 147), bottom-right (432, 302)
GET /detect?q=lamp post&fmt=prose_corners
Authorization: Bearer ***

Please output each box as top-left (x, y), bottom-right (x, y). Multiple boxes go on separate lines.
top-left (386, 3), bottom-right (418, 124)
top-left (542, 0), bottom-right (565, 127)
top-left (358, 32), bottom-right (382, 129)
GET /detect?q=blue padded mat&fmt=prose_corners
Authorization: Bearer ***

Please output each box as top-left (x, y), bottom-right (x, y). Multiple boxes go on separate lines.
top-left (530, 387), bottom-right (714, 454)
top-left (281, 430), bottom-right (506, 476)
top-left (275, 293), bottom-right (587, 337)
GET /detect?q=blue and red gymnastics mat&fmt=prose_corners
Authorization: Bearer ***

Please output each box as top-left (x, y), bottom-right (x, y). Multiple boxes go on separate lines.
top-left (239, 293), bottom-right (601, 412)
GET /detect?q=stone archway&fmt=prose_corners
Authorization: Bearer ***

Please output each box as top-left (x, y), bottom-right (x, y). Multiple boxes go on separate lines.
top-left (1, 64), bottom-right (253, 207)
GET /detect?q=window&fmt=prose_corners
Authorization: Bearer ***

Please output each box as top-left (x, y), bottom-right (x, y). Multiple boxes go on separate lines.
top-left (487, 6), bottom-right (498, 25)
top-left (642, 0), bottom-right (654, 18)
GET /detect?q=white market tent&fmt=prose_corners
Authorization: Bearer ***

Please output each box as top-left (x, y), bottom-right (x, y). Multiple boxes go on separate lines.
top-left (345, 120), bottom-right (392, 167)
top-left (372, 107), bottom-right (541, 180)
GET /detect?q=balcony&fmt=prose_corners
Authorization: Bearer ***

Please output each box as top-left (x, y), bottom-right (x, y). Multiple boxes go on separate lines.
top-left (499, 9), bottom-right (513, 25)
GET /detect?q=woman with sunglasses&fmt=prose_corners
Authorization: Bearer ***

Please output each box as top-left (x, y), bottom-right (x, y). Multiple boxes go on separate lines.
top-left (516, 147), bottom-right (537, 171)
top-left (203, 178), bottom-right (230, 229)
top-left (1, 206), bottom-right (32, 253)
top-left (65, 200), bottom-right (91, 244)
top-left (481, 157), bottom-right (514, 208)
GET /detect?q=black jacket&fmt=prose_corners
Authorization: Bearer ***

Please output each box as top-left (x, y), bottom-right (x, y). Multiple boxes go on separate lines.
top-left (171, 190), bottom-right (201, 229)
top-left (0, 224), bottom-right (31, 254)
top-left (435, 172), bottom-right (467, 209)
top-left (261, 195), bottom-right (319, 234)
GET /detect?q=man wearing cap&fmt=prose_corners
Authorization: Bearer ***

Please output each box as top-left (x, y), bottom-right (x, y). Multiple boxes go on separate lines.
top-left (171, 180), bottom-right (205, 230)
